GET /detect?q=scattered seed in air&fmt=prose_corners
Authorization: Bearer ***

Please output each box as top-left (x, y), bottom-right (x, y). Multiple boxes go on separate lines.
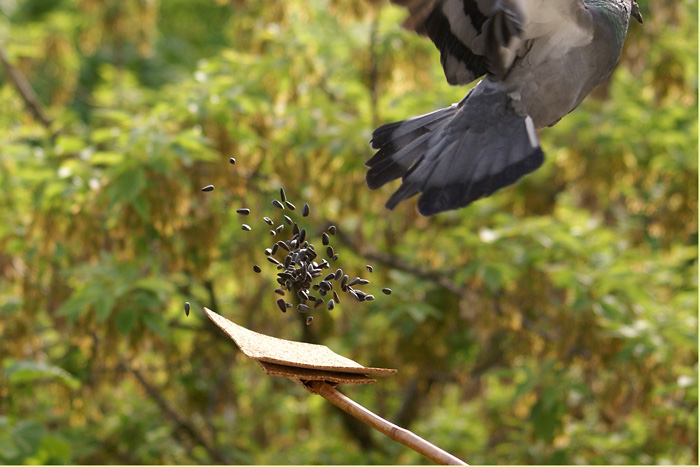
top-left (272, 199), bottom-right (284, 209)
top-left (201, 185), bottom-right (214, 192)
top-left (242, 224), bottom-right (252, 231)
top-left (366, 265), bottom-right (373, 273)
top-left (382, 288), bottom-right (392, 295)
top-left (263, 217), bottom-right (274, 226)
top-left (280, 188), bottom-right (287, 203)
top-left (322, 233), bottom-right (330, 245)
top-left (236, 208), bottom-right (250, 215)
top-left (277, 299), bottom-right (287, 313)
top-left (285, 201), bottom-right (296, 210)
top-left (327, 225), bottom-right (336, 235)
top-left (302, 203), bottom-right (310, 217)
top-left (327, 299), bottom-right (335, 310)
top-left (253, 265), bottom-right (261, 273)
top-left (306, 316), bottom-right (313, 325)
top-left (184, 302), bottom-right (190, 316)
top-left (229, 157), bottom-right (236, 165)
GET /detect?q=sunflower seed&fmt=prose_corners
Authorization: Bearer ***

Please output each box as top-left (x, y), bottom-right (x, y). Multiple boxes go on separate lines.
top-left (283, 215), bottom-right (293, 225)
top-left (236, 208), bottom-right (250, 215)
top-left (242, 224), bottom-right (252, 231)
top-left (331, 254), bottom-right (338, 262)
top-left (301, 203), bottom-right (310, 217)
top-left (277, 241), bottom-right (290, 251)
top-left (333, 269), bottom-right (343, 281)
top-left (333, 290), bottom-right (340, 303)
top-left (299, 229), bottom-right (306, 244)
top-left (341, 275), bottom-right (348, 288)
top-left (263, 217), bottom-right (274, 226)
top-left (381, 288), bottom-right (392, 295)
top-left (229, 157), bottom-right (236, 165)
top-left (279, 187), bottom-right (287, 203)
top-left (275, 225), bottom-right (284, 233)
top-left (322, 232), bottom-right (329, 245)
top-left (357, 278), bottom-right (370, 285)
top-left (269, 230), bottom-right (277, 236)
top-left (366, 265), bottom-right (373, 273)
top-left (274, 288), bottom-right (285, 296)
top-left (184, 302), bottom-right (190, 316)
top-left (267, 256), bottom-right (280, 265)
top-left (324, 273), bottom-right (336, 281)
top-left (201, 185), bottom-right (214, 192)
top-left (285, 201), bottom-right (296, 210)
top-left (327, 299), bottom-right (335, 310)
top-left (272, 199), bottom-right (284, 209)
top-left (313, 298), bottom-right (324, 309)
top-left (348, 277), bottom-right (361, 287)
top-left (277, 299), bottom-right (287, 312)
top-left (328, 225), bottom-right (336, 235)
top-left (271, 243), bottom-right (279, 255)
top-left (306, 316), bottom-right (313, 325)
top-left (326, 246), bottom-right (334, 258)
top-left (365, 294), bottom-right (375, 301)
top-left (297, 304), bottom-right (310, 313)
top-left (292, 223), bottom-right (300, 236)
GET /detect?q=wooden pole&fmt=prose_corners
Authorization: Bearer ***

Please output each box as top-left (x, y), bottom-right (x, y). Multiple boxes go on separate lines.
top-left (308, 380), bottom-right (468, 465)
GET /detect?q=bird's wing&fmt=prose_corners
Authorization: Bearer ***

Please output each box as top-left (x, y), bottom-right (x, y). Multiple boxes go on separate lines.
top-left (390, 0), bottom-right (594, 84)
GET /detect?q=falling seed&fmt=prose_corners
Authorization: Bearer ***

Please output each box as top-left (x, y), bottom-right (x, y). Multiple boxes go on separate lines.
top-left (366, 265), bottom-right (373, 273)
top-left (326, 246), bottom-right (334, 257)
top-left (277, 299), bottom-right (287, 313)
top-left (236, 208), bottom-right (250, 215)
top-left (280, 187), bottom-right (287, 203)
top-left (269, 230), bottom-right (277, 236)
top-left (277, 241), bottom-right (290, 251)
top-left (275, 225), bottom-right (284, 233)
top-left (267, 256), bottom-right (280, 265)
top-left (302, 203), bottom-right (310, 217)
top-left (283, 215), bottom-right (293, 225)
top-left (341, 275), bottom-right (348, 288)
top-left (365, 294), bottom-right (375, 301)
top-left (229, 157), bottom-right (236, 165)
top-left (324, 273), bottom-right (336, 281)
top-left (299, 229), bottom-right (306, 244)
top-left (322, 233), bottom-right (329, 246)
top-left (333, 290), bottom-right (340, 303)
top-left (327, 299), bottom-right (335, 310)
top-left (184, 302), bottom-right (190, 316)
top-left (328, 225), bottom-right (336, 235)
top-left (313, 298), bottom-right (324, 309)
top-left (297, 304), bottom-right (310, 313)
top-left (272, 199), bottom-right (284, 209)
top-left (201, 185), bottom-right (214, 192)
top-left (381, 288), bottom-right (392, 295)
top-left (271, 243), bottom-right (279, 255)
top-left (263, 217), bottom-right (274, 226)
top-left (306, 316), bottom-right (313, 325)
top-left (274, 288), bottom-right (285, 296)
top-left (253, 265), bottom-right (261, 273)
top-left (285, 201), bottom-right (296, 210)
top-left (331, 254), bottom-right (338, 262)
top-left (292, 223), bottom-right (300, 235)
top-left (348, 277), bottom-right (361, 287)
top-left (242, 224), bottom-right (252, 231)
top-left (286, 302), bottom-right (293, 309)
top-left (357, 278), bottom-right (370, 285)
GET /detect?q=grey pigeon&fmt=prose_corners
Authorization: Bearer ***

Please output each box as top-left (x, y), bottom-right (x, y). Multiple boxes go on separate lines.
top-left (366, 0), bottom-right (643, 216)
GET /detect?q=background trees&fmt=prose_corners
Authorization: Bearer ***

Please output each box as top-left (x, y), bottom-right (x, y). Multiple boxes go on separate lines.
top-left (0, 0), bottom-right (696, 463)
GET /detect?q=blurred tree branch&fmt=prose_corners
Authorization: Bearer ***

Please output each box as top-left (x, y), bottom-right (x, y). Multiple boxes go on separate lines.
top-left (0, 45), bottom-right (55, 137)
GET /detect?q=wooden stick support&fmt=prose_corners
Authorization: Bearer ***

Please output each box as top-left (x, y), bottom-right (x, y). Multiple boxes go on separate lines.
top-left (307, 380), bottom-right (467, 465)
top-left (203, 308), bottom-right (468, 465)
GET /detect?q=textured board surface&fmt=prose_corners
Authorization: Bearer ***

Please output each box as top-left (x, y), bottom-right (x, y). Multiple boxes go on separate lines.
top-left (204, 308), bottom-right (397, 377)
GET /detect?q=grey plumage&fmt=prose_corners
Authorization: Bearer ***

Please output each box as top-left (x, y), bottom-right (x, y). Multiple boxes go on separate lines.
top-left (366, 0), bottom-right (642, 216)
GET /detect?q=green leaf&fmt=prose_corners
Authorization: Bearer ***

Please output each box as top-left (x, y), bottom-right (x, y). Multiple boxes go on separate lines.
top-left (114, 308), bottom-right (138, 335)
top-left (4, 360), bottom-right (81, 390)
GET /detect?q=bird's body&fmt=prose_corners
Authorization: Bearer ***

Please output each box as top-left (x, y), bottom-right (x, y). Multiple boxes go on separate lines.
top-left (366, 0), bottom-right (642, 216)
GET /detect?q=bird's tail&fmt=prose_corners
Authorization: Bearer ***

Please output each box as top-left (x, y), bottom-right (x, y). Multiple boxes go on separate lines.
top-left (365, 86), bottom-right (544, 216)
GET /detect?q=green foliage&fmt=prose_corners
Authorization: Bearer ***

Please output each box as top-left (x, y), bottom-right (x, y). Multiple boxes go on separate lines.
top-left (0, 0), bottom-right (696, 464)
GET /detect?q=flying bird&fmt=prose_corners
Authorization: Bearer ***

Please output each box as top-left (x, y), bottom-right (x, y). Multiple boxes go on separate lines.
top-left (365, 0), bottom-right (643, 216)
